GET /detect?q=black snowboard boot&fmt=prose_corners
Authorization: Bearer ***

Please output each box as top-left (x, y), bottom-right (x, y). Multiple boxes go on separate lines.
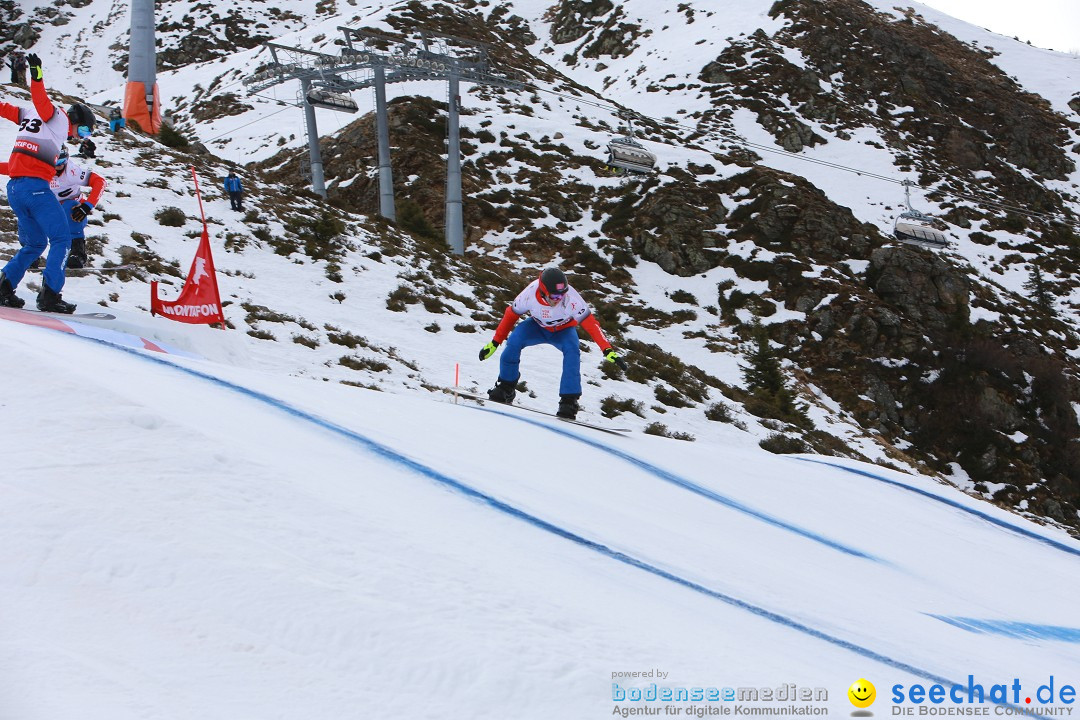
top-left (0, 272), bottom-right (24, 308)
top-left (557, 393), bottom-right (581, 419)
top-left (487, 378), bottom-right (517, 404)
top-left (36, 282), bottom-right (76, 314)
top-left (67, 237), bottom-right (87, 269)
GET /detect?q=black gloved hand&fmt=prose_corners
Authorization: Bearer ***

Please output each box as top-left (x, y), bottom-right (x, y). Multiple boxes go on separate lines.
top-left (70, 202), bottom-right (93, 223)
top-left (479, 340), bottom-right (499, 361)
top-left (604, 347), bottom-right (629, 371)
top-left (26, 53), bottom-right (42, 81)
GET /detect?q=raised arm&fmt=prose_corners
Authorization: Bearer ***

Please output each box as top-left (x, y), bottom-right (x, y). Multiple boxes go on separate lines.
top-left (26, 54), bottom-right (57, 123)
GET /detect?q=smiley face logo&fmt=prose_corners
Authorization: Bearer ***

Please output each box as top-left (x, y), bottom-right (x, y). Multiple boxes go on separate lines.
top-left (848, 679), bottom-right (876, 709)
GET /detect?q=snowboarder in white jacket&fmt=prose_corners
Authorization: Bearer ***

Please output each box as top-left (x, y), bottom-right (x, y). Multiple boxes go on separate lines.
top-left (51, 146), bottom-right (107, 268)
top-left (478, 268), bottom-right (627, 419)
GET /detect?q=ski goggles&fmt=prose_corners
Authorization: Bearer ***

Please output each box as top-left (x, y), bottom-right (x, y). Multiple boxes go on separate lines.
top-left (544, 291), bottom-right (565, 304)
top-left (77, 125), bottom-right (92, 138)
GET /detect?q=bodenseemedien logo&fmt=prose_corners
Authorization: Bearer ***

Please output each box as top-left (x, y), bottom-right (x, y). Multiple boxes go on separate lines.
top-left (849, 679), bottom-right (877, 715)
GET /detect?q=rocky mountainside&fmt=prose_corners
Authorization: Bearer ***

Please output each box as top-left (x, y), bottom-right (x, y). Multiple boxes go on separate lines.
top-left (4, 0), bottom-right (1080, 532)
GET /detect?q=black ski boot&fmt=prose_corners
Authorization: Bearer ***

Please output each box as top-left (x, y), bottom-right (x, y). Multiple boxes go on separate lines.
top-left (557, 393), bottom-right (581, 419)
top-left (487, 378), bottom-right (517, 404)
top-left (0, 272), bottom-right (24, 308)
top-left (36, 281), bottom-right (76, 314)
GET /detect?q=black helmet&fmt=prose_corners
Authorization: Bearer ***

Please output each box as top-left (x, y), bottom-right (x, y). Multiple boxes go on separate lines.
top-left (538, 268), bottom-right (568, 300)
top-left (54, 145), bottom-right (68, 168)
top-left (67, 103), bottom-right (95, 134)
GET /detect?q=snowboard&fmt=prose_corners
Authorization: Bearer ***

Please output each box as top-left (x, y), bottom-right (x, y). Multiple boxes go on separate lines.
top-left (449, 390), bottom-right (631, 436)
top-left (67, 264), bottom-right (137, 277)
top-left (27, 263), bottom-right (136, 276)
top-left (0, 306), bottom-right (116, 321)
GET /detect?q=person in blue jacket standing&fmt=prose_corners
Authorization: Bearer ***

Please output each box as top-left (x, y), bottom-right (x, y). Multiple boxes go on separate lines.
top-left (224, 171), bottom-right (243, 211)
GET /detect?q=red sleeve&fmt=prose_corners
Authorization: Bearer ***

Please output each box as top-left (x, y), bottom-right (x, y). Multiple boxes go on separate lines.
top-left (579, 314), bottom-right (611, 352)
top-left (0, 102), bottom-right (19, 124)
top-left (492, 305), bottom-right (521, 344)
top-left (85, 171), bottom-right (106, 206)
top-left (30, 79), bottom-right (56, 122)
top-left (0, 161), bottom-right (7, 176)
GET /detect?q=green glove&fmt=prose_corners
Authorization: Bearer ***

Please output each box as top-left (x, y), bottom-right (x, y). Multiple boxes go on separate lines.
top-left (479, 340), bottom-right (499, 361)
top-left (27, 53), bottom-right (42, 82)
top-left (604, 347), bottom-right (628, 371)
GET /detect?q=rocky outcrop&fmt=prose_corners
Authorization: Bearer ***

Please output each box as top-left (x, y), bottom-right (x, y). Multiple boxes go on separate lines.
top-left (547, 0), bottom-right (615, 44)
top-left (724, 169), bottom-right (876, 261)
top-left (866, 246), bottom-right (970, 331)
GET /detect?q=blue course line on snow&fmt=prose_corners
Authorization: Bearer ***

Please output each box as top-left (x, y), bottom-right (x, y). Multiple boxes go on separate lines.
top-left (65, 333), bottom-right (952, 683)
top-left (928, 616), bottom-right (1080, 644)
top-left (463, 403), bottom-right (881, 562)
top-left (796, 458), bottom-right (1080, 559)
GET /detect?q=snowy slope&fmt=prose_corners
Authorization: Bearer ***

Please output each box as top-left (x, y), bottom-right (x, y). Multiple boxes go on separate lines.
top-left (4, 0), bottom-right (1080, 504)
top-left (2, 309), bottom-right (1079, 718)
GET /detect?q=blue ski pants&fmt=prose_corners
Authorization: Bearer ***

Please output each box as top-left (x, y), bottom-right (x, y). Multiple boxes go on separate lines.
top-left (4, 177), bottom-right (70, 292)
top-left (499, 320), bottom-right (582, 396)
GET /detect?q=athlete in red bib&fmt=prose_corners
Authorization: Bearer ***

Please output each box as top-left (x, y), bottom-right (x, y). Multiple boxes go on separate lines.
top-left (0, 54), bottom-right (96, 313)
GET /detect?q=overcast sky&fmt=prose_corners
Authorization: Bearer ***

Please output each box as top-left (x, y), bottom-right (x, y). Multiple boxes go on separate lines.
top-left (917, 0), bottom-right (1080, 53)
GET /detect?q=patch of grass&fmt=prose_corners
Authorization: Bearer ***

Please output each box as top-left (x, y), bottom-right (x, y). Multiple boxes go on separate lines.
top-left (600, 395), bottom-right (645, 419)
top-left (655, 386), bottom-right (693, 408)
top-left (387, 284), bottom-right (420, 312)
top-left (339, 356), bottom-right (391, 373)
top-left (292, 334), bottom-right (319, 348)
top-left (327, 330), bottom-right (369, 349)
top-left (422, 296), bottom-right (450, 313)
top-left (158, 122), bottom-right (190, 149)
top-left (241, 303), bottom-right (297, 324)
top-left (759, 433), bottom-right (810, 454)
top-left (705, 401), bottom-right (735, 422)
top-left (246, 329), bottom-right (275, 341)
top-left (643, 422), bottom-right (695, 441)
top-left (670, 289), bottom-right (698, 304)
top-left (154, 206), bottom-right (186, 227)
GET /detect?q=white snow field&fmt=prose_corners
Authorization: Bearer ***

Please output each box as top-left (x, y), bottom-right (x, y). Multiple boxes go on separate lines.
top-left (1, 314), bottom-right (1079, 720)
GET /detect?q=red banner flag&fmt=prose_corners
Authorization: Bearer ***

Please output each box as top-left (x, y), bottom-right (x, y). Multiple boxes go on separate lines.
top-left (150, 167), bottom-right (225, 325)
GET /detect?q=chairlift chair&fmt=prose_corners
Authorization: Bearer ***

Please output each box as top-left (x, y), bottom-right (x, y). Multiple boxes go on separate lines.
top-left (605, 134), bottom-right (657, 175)
top-left (306, 87), bottom-right (359, 114)
top-left (893, 180), bottom-right (949, 249)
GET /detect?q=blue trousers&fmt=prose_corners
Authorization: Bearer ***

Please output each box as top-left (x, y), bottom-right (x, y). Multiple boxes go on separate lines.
top-left (4, 177), bottom-right (70, 292)
top-left (499, 321), bottom-right (582, 396)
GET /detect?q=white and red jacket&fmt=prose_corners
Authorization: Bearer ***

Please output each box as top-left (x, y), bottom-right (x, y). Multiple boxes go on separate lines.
top-left (1, 77), bottom-right (69, 181)
top-left (51, 157), bottom-right (105, 207)
top-left (493, 279), bottom-right (612, 351)
top-left (0, 158), bottom-right (106, 207)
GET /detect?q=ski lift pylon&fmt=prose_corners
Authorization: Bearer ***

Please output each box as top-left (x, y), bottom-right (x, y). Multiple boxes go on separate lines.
top-left (893, 180), bottom-right (949, 249)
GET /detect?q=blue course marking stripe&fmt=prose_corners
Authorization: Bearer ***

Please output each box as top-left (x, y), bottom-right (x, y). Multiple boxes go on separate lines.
top-left (462, 402), bottom-right (881, 562)
top-left (928, 616), bottom-right (1080, 644)
top-left (58, 332), bottom-right (955, 682)
top-left (796, 458), bottom-right (1080, 559)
